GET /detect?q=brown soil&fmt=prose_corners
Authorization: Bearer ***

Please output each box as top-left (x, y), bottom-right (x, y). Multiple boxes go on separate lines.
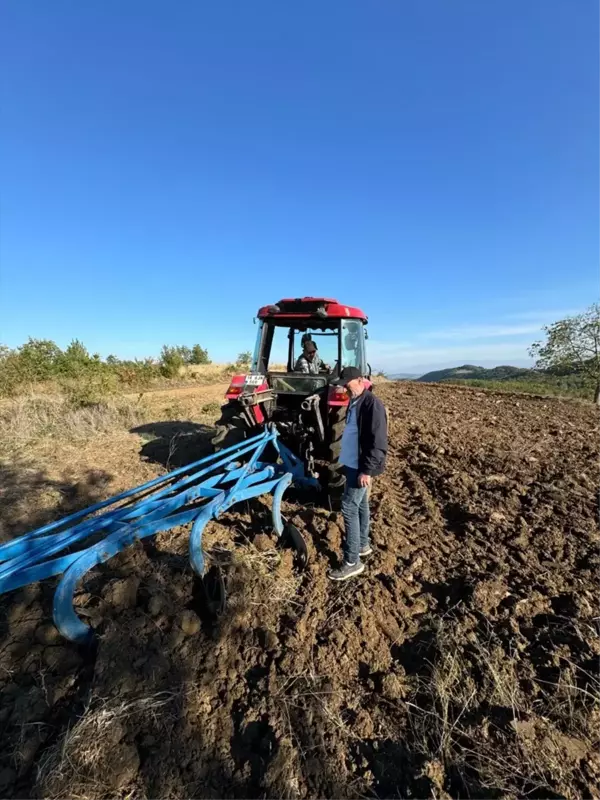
top-left (0, 382), bottom-right (598, 799)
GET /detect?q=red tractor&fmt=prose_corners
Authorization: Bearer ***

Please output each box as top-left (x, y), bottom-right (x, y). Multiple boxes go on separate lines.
top-left (212, 297), bottom-right (371, 487)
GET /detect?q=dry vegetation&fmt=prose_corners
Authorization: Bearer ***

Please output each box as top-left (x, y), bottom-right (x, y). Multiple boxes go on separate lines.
top-left (0, 394), bottom-right (144, 450)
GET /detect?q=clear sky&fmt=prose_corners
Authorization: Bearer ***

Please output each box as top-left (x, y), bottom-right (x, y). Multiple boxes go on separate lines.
top-left (1, 1), bottom-right (598, 373)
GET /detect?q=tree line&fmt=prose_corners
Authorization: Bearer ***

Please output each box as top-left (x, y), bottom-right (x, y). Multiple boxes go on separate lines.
top-left (1, 304), bottom-right (597, 401)
top-left (0, 338), bottom-right (216, 396)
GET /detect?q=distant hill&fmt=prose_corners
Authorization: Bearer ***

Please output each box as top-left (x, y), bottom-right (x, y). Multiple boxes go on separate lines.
top-left (388, 372), bottom-right (421, 380)
top-left (416, 364), bottom-right (535, 383)
top-left (413, 363), bottom-right (593, 400)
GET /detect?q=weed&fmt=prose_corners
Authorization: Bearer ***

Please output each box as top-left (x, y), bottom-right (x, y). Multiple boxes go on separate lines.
top-left (162, 402), bottom-right (185, 420)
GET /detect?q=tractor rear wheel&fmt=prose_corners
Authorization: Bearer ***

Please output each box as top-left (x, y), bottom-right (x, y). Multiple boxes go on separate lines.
top-left (212, 405), bottom-right (250, 451)
top-left (326, 407), bottom-right (346, 489)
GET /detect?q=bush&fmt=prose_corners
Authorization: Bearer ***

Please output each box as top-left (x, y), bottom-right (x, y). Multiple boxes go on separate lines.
top-left (159, 346), bottom-right (187, 378)
top-left (56, 339), bottom-right (95, 378)
top-left (59, 371), bottom-right (120, 407)
top-left (114, 359), bottom-right (158, 389)
top-left (0, 339), bottom-right (62, 391)
top-left (159, 344), bottom-right (211, 376)
top-left (190, 344), bottom-right (210, 365)
top-left (0, 338), bottom-right (213, 396)
top-left (236, 351), bottom-right (252, 367)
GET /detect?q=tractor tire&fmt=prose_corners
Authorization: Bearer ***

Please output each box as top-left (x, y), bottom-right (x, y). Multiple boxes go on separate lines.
top-left (212, 423), bottom-right (247, 451)
top-left (212, 405), bottom-right (250, 452)
top-left (326, 407), bottom-right (346, 490)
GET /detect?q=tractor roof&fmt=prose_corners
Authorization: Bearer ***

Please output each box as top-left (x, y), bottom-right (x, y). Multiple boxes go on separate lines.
top-left (257, 297), bottom-right (367, 323)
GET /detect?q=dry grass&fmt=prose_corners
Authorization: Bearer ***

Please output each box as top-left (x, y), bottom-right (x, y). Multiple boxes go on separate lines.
top-left (181, 363), bottom-right (287, 378)
top-left (179, 363), bottom-right (238, 381)
top-left (403, 616), bottom-right (600, 798)
top-left (36, 693), bottom-right (176, 799)
top-left (205, 535), bottom-right (303, 621)
top-left (0, 393), bottom-right (146, 455)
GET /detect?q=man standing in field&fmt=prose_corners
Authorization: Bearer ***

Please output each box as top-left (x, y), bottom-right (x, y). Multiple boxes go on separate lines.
top-left (328, 367), bottom-right (388, 581)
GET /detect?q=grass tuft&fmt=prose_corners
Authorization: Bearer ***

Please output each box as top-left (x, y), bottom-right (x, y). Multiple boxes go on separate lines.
top-left (36, 693), bottom-right (175, 799)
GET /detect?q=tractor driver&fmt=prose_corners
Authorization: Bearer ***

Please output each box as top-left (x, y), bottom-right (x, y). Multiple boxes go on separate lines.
top-left (294, 340), bottom-right (329, 375)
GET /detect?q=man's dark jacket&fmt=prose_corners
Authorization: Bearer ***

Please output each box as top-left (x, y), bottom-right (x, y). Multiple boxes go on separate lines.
top-left (348, 389), bottom-right (388, 477)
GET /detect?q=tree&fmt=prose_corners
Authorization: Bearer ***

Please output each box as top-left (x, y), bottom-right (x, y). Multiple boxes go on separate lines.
top-left (159, 345), bottom-right (186, 377)
top-left (17, 338), bottom-right (62, 380)
top-left (64, 339), bottom-right (90, 362)
top-left (236, 351), bottom-right (252, 367)
top-left (190, 344), bottom-right (210, 365)
top-left (529, 304), bottom-right (600, 404)
top-left (56, 338), bottom-right (96, 377)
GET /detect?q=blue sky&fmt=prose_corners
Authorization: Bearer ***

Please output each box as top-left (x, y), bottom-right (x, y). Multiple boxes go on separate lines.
top-left (1, 1), bottom-right (597, 373)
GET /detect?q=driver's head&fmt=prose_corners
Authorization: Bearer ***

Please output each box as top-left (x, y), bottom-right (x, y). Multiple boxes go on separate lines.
top-left (303, 340), bottom-right (317, 360)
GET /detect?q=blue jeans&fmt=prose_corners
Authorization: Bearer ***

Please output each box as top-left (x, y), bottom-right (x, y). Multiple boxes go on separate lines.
top-left (341, 467), bottom-right (370, 564)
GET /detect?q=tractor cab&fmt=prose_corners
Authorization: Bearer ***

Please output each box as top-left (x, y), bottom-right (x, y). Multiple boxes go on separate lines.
top-left (215, 298), bottom-right (370, 483)
top-left (254, 296), bottom-right (368, 387)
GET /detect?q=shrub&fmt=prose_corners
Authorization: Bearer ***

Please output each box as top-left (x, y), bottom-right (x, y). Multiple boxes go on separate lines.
top-left (114, 358), bottom-right (159, 389)
top-left (159, 346), bottom-right (187, 378)
top-left (59, 371), bottom-right (120, 407)
top-left (159, 344), bottom-right (211, 375)
top-left (236, 351), bottom-right (252, 367)
top-left (56, 339), bottom-right (95, 377)
top-left (0, 339), bottom-right (62, 391)
top-left (0, 338), bottom-right (213, 396)
top-left (190, 344), bottom-right (211, 365)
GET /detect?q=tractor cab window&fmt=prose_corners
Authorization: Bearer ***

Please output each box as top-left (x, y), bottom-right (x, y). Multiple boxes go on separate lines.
top-left (341, 320), bottom-right (367, 373)
top-left (252, 317), bottom-right (367, 376)
top-left (252, 322), bottom-right (288, 373)
top-left (291, 327), bottom-right (337, 373)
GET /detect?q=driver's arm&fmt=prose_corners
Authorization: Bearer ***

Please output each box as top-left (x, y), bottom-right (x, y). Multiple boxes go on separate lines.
top-left (316, 355), bottom-right (330, 373)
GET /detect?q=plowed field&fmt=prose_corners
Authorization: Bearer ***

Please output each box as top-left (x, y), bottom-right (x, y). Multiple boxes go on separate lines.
top-left (1, 382), bottom-right (598, 799)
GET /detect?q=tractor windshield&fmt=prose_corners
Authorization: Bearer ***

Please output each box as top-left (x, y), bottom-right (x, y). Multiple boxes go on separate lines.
top-left (269, 374), bottom-right (328, 394)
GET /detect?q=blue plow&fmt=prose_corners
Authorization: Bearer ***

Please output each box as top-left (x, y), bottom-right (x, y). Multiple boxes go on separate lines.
top-left (0, 426), bottom-right (317, 644)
